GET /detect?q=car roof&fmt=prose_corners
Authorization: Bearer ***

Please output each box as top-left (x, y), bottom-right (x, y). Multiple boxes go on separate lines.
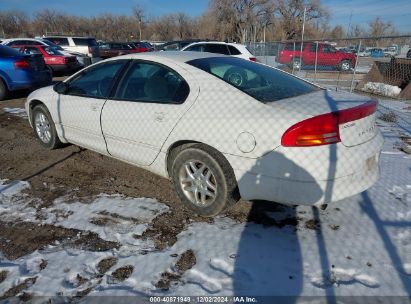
top-left (105, 51), bottom-right (226, 64)
top-left (185, 41), bottom-right (246, 47)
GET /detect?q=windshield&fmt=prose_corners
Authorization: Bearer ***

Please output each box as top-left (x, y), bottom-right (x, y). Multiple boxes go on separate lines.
top-left (186, 57), bottom-right (318, 102)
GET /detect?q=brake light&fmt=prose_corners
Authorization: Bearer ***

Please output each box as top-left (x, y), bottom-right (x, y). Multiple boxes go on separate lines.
top-left (14, 59), bottom-right (30, 69)
top-left (281, 100), bottom-right (378, 147)
top-left (249, 57), bottom-right (257, 62)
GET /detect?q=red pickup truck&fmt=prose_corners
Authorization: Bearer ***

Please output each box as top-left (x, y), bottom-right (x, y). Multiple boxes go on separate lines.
top-left (276, 42), bottom-right (356, 71)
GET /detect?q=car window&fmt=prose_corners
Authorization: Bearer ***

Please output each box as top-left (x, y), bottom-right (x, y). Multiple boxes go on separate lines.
top-left (228, 45), bottom-right (241, 55)
top-left (99, 43), bottom-right (110, 49)
top-left (163, 43), bottom-right (179, 51)
top-left (72, 38), bottom-right (97, 47)
top-left (309, 43), bottom-right (319, 52)
top-left (66, 61), bottom-right (126, 98)
top-left (323, 44), bottom-right (336, 53)
top-left (187, 57), bottom-right (318, 102)
top-left (43, 47), bottom-right (63, 55)
top-left (184, 44), bottom-right (204, 52)
top-left (47, 37), bottom-right (69, 46)
top-left (204, 44), bottom-right (230, 55)
top-left (114, 61), bottom-right (189, 104)
top-left (23, 47), bottom-right (42, 55)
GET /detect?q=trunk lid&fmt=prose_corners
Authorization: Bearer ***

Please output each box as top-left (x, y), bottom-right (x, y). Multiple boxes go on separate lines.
top-left (270, 89), bottom-right (378, 147)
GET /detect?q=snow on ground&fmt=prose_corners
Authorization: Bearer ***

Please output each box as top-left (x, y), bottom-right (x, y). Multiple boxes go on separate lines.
top-left (2, 107), bottom-right (27, 118)
top-left (0, 99), bottom-right (411, 299)
top-left (362, 82), bottom-right (402, 97)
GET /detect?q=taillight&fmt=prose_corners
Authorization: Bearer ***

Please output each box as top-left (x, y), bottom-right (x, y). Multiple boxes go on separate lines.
top-left (88, 46), bottom-right (93, 54)
top-left (14, 59), bottom-right (30, 69)
top-left (249, 57), bottom-right (257, 62)
top-left (281, 100), bottom-right (378, 147)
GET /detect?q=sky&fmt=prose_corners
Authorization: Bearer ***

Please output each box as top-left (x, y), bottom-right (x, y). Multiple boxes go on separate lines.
top-left (0, 0), bottom-right (410, 33)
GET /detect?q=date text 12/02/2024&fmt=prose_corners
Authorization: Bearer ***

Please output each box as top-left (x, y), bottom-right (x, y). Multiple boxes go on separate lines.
top-left (149, 296), bottom-right (258, 303)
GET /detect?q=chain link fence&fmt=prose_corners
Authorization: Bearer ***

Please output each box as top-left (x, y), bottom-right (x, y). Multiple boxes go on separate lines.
top-left (246, 35), bottom-right (411, 101)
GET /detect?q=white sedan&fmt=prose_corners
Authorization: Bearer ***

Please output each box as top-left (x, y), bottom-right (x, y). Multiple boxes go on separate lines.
top-left (26, 52), bottom-right (383, 216)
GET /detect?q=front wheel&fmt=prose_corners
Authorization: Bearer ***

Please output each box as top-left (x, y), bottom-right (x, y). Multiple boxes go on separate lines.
top-left (32, 104), bottom-right (63, 149)
top-left (171, 144), bottom-right (239, 217)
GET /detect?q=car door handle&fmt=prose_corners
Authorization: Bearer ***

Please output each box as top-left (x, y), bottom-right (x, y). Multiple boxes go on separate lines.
top-left (154, 112), bottom-right (165, 122)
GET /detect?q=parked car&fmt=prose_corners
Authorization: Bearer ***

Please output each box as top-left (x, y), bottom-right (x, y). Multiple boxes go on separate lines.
top-left (0, 45), bottom-right (52, 100)
top-left (276, 42), bottom-right (357, 71)
top-left (181, 41), bottom-right (257, 61)
top-left (370, 48), bottom-right (384, 58)
top-left (357, 48), bottom-right (372, 57)
top-left (43, 36), bottom-right (100, 58)
top-left (383, 47), bottom-right (398, 57)
top-left (157, 40), bottom-right (203, 51)
top-left (2, 38), bottom-right (88, 67)
top-left (25, 52), bottom-right (383, 216)
top-left (131, 42), bottom-right (154, 52)
top-left (12, 45), bottom-right (79, 75)
top-left (98, 42), bottom-right (139, 59)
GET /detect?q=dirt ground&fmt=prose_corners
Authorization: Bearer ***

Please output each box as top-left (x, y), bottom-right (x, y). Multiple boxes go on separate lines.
top-left (0, 93), bottom-right (299, 265)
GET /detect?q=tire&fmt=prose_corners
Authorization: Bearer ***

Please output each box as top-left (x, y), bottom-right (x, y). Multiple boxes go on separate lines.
top-left (339, 60), bottom-right (352, 72)
top-left (291, 57), bottom-right (303, 70)
top-left (170, 144), bottom-right (239, 217)
top-left (0, 78), bottom-right (8, 101)
top-left (32, 104), bottom-right (63, 149)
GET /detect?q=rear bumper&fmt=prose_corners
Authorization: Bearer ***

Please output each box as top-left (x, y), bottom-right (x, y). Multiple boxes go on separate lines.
top-left (49, 63), bottom-right (79, 72)
top-left (8, 70), bottom-right (52, 91)
top-left (226, 131), bottom-right (384, 205)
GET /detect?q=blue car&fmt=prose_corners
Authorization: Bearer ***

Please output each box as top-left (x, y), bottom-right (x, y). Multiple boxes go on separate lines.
top-left (370, 48), bottom-right (384, 58)
top-left (0, 45), bottom-right (52, 100)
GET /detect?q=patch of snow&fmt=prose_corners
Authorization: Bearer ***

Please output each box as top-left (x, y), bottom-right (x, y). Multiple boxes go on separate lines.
top-left (363, 82), bottom-right (401, 97)
top-left (3, 107), bottom-right (27, 118)
top-left (0, 179), bottom-right (30, 197)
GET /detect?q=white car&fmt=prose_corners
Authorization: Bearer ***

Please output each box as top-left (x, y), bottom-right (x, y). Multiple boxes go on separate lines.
top-left (25, 52), bottom-right (383, 216)
top-left (43, 36), bottom-right (100, 58)
top-left (181, 41), bottom-right (257, 61)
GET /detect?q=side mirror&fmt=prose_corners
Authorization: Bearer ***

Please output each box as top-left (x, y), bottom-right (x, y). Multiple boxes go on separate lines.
top-left (53, 82), bottom-right (68, 94)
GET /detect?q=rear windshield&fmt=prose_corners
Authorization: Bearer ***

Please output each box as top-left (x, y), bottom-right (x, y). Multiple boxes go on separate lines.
top-left (186, 57), bottom-right (318, 102)
top-left (43, 46), bottom-right (64, 55)
top-left (72, 38), bottom-right (98, 47)
top-left (0, 45), bottom-right (22, 57)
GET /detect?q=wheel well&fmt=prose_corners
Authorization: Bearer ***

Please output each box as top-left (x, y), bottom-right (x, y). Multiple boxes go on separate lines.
top-left (166, 140), bottom-right (200, 178)
top-left (28, 100), bottom-right (45, 123)
top-left (166, 141), bottom-right (233, 179)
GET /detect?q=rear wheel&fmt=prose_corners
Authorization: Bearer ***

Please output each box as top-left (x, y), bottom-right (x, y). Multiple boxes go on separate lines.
top-left (170, 144), bottom-right (239, 217)
top-left (0, 79), bottom-right (8, 101)
top-left (32, 104), bottom-right (62, 149)
top-left (291, 57), bottom-right (303, 70)
top-left (339, 60), bottom-right (352, 71)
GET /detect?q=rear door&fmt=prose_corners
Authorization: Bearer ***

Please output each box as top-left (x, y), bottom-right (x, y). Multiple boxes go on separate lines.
top-left (101, 59), bottom-right (199, 166)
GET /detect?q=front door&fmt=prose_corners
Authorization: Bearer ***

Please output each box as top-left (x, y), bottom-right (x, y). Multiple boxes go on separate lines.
top-left (56, 60), bottom-right (127, 153)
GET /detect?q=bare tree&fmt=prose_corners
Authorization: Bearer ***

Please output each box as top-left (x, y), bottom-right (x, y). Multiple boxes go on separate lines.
top-left (132, 5), bottom-right (144, 40)
top-left (274, 0), bottom-right (328, 40)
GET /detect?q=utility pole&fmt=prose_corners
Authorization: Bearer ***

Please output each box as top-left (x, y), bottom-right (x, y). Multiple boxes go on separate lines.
top-left (299, 6), bottom-right (307, 71)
